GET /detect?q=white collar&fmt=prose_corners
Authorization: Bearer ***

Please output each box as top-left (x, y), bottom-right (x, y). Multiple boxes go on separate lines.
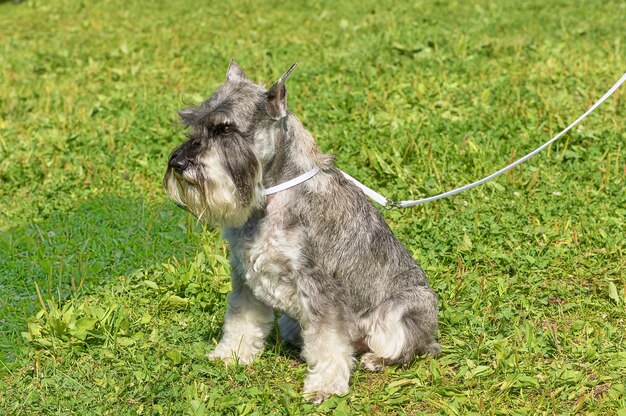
top-left (263, 167), bottom-right (320, 196)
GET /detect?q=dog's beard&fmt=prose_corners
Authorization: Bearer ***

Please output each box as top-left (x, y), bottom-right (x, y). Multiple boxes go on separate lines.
top-left (164, 152), bottom-right (264, 228)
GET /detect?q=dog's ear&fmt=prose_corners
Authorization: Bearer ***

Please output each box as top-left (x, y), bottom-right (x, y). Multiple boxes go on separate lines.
top-left (178, 108), bottom-right (195, 126)
top-left (266, 63), bottom-right (297, 120)
top-left (226, 60), bottom-right (248, 83)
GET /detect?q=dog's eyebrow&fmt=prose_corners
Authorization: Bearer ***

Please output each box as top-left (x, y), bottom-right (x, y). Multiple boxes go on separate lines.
top-left (204, 110), bottom-right (234, 127)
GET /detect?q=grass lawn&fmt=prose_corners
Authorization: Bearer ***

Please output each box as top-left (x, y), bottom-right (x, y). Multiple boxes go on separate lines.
top-left (1, 0), bottom-right (625, 414)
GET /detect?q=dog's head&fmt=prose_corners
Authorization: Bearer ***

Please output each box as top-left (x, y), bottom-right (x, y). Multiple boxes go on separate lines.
top-left (164, 61), bottom-right (296, 227)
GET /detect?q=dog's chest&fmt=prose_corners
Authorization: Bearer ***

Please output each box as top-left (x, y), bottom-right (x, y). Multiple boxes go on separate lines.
top-left (229, 222), bottom-right (304, 317)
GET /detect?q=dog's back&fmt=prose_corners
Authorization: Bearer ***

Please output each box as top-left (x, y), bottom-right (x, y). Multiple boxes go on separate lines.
top-left (262, 147), bottom-right (441, 367)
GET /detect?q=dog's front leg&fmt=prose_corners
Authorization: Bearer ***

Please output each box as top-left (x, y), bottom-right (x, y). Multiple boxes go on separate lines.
top-left (301, 321), bottom-right (354, 403)
top-left (298, 273), bottom-right (355, 403)
top-left (208, 281), bottom-right (274, 365)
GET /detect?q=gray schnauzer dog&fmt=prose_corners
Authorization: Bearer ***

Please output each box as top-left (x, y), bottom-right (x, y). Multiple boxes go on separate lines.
top-left (164, 61), bottom-right (440, 403)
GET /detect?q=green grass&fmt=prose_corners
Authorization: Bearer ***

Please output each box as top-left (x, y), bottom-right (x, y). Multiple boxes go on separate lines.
top-left (1, 0), bottom-right (625, 414)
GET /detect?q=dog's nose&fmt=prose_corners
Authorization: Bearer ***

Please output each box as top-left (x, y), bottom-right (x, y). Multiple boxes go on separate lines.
top-left (169, 156), bottom-right (189, 172)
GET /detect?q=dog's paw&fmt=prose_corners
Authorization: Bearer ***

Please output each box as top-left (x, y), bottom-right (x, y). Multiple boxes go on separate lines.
top-left (207, 350), bottom-right (234, 365)
top-left (424, 342), bottom-right (442, 357)
top-left (360, 352), bottom-right (386, 372)
top-left (302, 374), bottom-right (349, 404)
top-left (207, 344), bottom-right (257, 365)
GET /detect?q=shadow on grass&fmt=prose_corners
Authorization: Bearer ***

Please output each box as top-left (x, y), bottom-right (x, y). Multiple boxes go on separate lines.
top-left (0, 195), bottom-right (199, 364)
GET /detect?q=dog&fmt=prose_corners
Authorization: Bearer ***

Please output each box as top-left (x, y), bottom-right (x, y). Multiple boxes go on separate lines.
top-left (164, 61), bottom-right (440, 403)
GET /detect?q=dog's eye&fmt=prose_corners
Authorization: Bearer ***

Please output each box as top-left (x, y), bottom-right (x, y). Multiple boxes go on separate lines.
top-left (192, 139), bottom-right (202, 148)
top-left (214, 123), bottom-right (234, 135)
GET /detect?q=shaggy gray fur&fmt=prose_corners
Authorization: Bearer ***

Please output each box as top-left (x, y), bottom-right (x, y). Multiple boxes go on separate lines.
top-left (164, 61), bottom-right (440, 403)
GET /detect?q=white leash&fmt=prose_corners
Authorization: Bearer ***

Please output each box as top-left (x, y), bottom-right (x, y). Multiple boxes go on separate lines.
top-left (264, 73), bottom-right (625, 207)
top-left (340, 171), bottom-right (390, 206)
top-left (343, 72), bottom-right (626, 208)
top-left (263, 167), bottom-right (390, 203)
